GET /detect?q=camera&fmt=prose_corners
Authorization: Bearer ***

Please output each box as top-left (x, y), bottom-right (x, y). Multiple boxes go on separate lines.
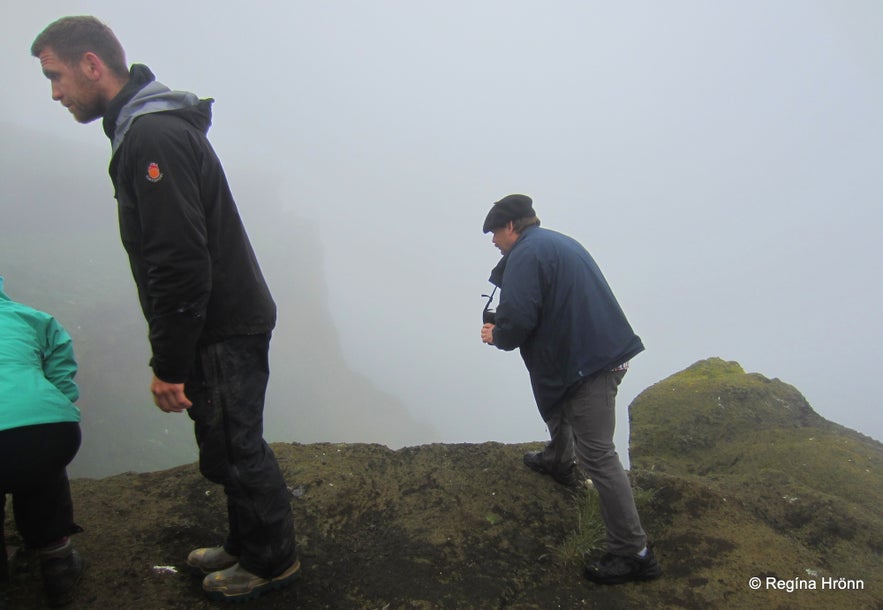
top-left (482, 288), bottom-right (497, 324)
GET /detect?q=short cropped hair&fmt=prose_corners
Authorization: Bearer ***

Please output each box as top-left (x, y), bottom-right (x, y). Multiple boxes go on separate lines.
top-left (512, 216), bottom-right (541, 233)
top-left (31, 16), bottom-right (129, 80)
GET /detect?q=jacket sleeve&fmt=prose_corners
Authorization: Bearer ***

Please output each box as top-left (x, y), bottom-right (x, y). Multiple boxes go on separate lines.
top-left (126, 117), bottom-right (210, 382)
top-left (492, 245), bottom-right (543, 351)
top-left (42, 317), bottom-right (79, 403)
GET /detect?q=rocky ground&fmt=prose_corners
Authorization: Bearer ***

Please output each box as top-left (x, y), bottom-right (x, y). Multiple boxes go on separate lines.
top-left (4, 440), bottom-right (881, 609)
top-left (4, 359), bottom-right (882, 608)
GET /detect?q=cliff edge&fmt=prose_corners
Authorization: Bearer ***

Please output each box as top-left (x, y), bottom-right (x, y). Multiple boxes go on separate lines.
top-left (4, 358), bottom-right (882, 608)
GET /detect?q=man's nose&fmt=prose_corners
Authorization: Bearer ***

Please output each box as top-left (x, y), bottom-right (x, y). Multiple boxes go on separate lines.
top-left (51, 83), bottom-right (62, 101)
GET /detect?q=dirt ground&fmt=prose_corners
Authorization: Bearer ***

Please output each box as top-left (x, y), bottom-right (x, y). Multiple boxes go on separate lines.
top-left (3, 441), bottom-right (881, 609)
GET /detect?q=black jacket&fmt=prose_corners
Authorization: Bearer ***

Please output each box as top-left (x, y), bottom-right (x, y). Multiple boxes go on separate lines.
top-left (103, 65), bottom-right (276, 383)
top-left (489, 226), bottom-right (644, 418)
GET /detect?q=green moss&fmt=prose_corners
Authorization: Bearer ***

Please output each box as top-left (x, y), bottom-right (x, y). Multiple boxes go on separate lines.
top-left (628, 357), bottom-right (883, 583)
top-left (631, 358), bottom-right (830, 468)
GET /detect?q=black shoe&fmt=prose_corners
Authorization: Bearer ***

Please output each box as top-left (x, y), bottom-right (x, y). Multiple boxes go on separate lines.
top-left (523, 451), bottom-right (588, 490)
top-left (39, 543), bottom-right (85, 607)
top-left (584, 548), bottom-right (661, 585)
top-left (522, 450), bottom-right (550, 475)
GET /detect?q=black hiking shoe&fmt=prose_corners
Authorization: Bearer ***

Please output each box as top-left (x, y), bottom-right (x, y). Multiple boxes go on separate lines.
top-left (584, 547), bottom-right (661, 585)
top-left (523, 451), bottom-right (588, 490)
top-left (39, 542), bottom-right (85, 607)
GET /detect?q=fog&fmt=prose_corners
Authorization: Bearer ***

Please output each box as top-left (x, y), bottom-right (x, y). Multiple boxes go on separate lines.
top-left (2, 2), bottom-right (881, 476)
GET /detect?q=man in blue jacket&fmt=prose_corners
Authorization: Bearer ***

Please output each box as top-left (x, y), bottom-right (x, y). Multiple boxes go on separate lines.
top-left (480, 194), bottom-right (660, 584)
top-left (31, 16), bottom-right (298, 602)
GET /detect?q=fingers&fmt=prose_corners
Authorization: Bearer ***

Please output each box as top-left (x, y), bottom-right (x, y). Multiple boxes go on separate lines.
top-left (156, 395), bottom-right (189, 413)
top-left (154, 392), bottom-right (189, 413)
top-left (151, 378), bottom-right (192, 413)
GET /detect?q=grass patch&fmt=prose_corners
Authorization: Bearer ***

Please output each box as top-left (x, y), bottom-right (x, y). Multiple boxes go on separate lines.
top-left (553, 487), bottom-right (606, 567)
top-left (553, 483), bottom-right (658, 567)
top-left (633, 485), bottom-right (657, 512)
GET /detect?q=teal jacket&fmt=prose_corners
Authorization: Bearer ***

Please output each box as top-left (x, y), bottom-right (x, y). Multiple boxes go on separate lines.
top-left (0, 277), bottom-right (80, 431)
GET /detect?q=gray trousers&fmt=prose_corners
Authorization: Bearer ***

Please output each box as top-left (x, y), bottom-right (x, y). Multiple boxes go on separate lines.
top-left (539, 369), bottom-right (647, 555)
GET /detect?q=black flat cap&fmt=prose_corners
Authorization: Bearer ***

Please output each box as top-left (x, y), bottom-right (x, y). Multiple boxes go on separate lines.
top-left (482, 194), bottom-right (535, 233)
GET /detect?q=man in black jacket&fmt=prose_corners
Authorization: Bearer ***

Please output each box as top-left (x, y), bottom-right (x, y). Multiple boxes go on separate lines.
top-left (480, 194), bottom-right (660, 585)
top-left (31, 16), bottom-right (299, 602)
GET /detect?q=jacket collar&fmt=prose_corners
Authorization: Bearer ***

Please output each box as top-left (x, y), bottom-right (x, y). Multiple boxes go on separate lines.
top-left (102, 64), bottom-right (156, 144)
top-left (487, 225), bottom-right (538, 287)
top-left (103, 64), bottom-right (203, 155)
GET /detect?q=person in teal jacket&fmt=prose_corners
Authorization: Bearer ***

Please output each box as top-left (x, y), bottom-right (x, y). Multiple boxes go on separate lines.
top-left (0, 277), bottom-right (84, 607)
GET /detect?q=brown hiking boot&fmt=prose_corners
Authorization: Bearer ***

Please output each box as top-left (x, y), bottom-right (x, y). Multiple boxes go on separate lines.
top-left (202, 559), bottom-right (301, 601)
top-left (186, 546), bottom-right (238, 573)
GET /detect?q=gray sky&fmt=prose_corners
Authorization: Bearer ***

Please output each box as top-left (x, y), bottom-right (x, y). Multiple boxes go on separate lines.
top-left (3, 1), bottom-right (882, 457)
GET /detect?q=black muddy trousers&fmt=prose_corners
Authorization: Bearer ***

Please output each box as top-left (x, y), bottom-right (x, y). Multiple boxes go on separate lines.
top-left (0, 422), bottom-right (82, 581)
top-left (185, 333), bottom-right (297, 578)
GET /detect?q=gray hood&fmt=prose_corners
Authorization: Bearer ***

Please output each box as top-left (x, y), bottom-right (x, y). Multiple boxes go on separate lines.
top-left (111, 80), bottom-right (199, 154)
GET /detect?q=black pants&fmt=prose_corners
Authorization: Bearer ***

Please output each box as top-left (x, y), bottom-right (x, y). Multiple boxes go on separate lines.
top-left (185, 334), bottom-right (296, 578)
top-left (0, 422), bottom-right (81, 580)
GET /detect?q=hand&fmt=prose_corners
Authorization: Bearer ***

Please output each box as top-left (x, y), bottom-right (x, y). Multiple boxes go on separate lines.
top-left (150, 375), bottom-right (192, 413)
top-left (481, 323), bottom-right (495, 345)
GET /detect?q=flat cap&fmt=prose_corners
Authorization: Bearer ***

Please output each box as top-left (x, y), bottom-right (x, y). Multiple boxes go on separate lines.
top-left (482, 194), bottom-right (535, 233)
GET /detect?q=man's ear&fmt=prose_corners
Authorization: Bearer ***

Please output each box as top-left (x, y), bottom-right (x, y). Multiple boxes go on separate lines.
top-left (79, 51), bottom-right (104, 81)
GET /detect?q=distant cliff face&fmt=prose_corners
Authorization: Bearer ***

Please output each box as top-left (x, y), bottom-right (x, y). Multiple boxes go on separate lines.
top-left (4, 360), bottom-right (882, 609)
top-left (0, 124), bottom-right (438, 478)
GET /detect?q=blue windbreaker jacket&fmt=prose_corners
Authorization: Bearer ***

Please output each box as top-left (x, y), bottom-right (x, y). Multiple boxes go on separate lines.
top-left (489, 226), bottom-right (644, 418)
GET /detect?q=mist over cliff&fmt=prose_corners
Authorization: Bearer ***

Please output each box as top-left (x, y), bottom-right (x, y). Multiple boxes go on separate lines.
top-left (0, 123), bottom-right (437, 478)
